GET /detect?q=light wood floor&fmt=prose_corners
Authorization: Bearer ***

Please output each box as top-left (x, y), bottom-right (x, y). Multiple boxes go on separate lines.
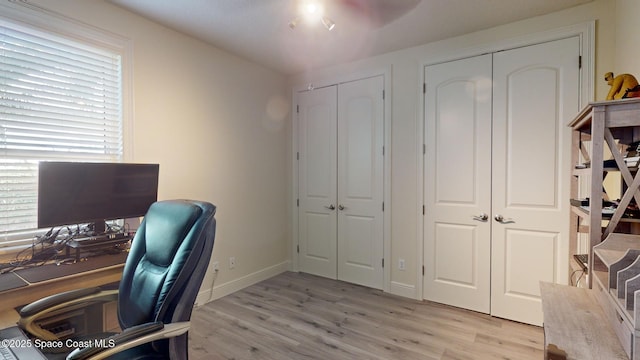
top-left (189, 272), bottom-right (544, 360)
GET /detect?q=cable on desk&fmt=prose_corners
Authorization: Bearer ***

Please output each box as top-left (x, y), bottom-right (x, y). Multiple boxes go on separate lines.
top-left (571, 269), bottom-right (586, 287)
top-left (0, 222), bottom-right (130, 274)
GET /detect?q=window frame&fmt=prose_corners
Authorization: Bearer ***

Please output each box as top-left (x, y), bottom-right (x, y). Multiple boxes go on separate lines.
top-left (0, 0), bottom-right (132, 250)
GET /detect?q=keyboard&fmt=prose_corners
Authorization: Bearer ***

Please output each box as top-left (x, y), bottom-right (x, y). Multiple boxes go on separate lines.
top-left (0, 346), bottom-right (16, 360)
top-left (0, 327), bottom-right (46, 360)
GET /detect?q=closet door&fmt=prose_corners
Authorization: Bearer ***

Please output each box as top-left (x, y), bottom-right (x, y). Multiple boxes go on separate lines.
top-left (298, 77), bottom-right (385, 288)
top-left (491, 37), bottom-right (579, 325)
top-left (423, 37), bottom-right (579, 325)
top-left (337, 76), bottom-right (385, 289)
top-left (423, 54), bottom-right (493, 313)
top-left (298, 86), bottom-right (338, 279)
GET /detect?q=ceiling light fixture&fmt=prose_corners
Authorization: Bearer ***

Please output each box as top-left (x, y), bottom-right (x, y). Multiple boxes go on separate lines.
top-left (321, 16), bottom-right (335, 31)
top-left (289, 0), bottom-right (335, 31)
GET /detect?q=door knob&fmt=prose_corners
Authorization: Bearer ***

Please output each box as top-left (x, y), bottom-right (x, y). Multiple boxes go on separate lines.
top-left (338, 204), bottom-right (345, 211)
top-left (325, 204), bottom-right (335, 210)
top-left (494, 214), bottom-right (514, 223)
top-left (473, 213), bottom-right (489, 222)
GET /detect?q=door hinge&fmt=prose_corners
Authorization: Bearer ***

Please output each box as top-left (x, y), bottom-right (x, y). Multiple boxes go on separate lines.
top-left (297, 104), bottom-right (299, 113)
top-left (422, 265), bottom-right (425, 276)
top-left (297, 245), bottom-right (299, 253)
top-left (422, 205), bottom-right (425, 215)
top-left (382, 146), bottom-right (385, 156)
top-left (423, 83), bottom-right (426, 94)
top-left (578, 55), bottom-right (582, 69)
top-left (382, 89), bottom-right (385, 100)
top-left (297, 198), bottom-right (299, 207)
top-left (423, 144), bottom-right (426, 155)
top-left (382, 258), bottom-right (384, 268)
top-left (297, 152), bottom-right (299, 160)
top-left (382, 202), bottom-right (385, 212)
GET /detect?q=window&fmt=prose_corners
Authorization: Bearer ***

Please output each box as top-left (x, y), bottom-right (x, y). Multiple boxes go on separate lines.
top-left (0, 17), bottom-right (124, 247)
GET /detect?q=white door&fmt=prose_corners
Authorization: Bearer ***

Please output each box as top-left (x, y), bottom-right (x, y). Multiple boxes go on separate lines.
top-left (423, 54), bottom-right (493, 313)
top-left (298, 76), bottom-right (385, 288)
top-left (423, 38), bottom-right (579, 325)
top-left (491, 37), bottom-right (578, 325)
top-left (337, 76), bottom-right (385, 289)
top-left (298, 85), bottom-right (338, 279)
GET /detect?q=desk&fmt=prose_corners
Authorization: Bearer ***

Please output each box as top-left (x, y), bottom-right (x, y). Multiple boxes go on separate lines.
top-left (0, 254), bottom-right (126, 329)
top-left (540, 282), bottom-right (628, 359)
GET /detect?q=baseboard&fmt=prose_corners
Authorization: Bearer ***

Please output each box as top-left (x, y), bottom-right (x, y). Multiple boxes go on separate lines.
top-left (195, 260), bottom-right (290, 306)
top-left (389, 280), bottom-right (417, 299)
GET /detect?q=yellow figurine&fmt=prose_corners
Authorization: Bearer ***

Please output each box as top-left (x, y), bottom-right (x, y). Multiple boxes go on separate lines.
top-left (605, 72), bottom-right (640, 100)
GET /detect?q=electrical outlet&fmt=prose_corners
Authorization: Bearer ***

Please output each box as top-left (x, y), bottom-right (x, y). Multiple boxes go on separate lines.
top-left (398, 258), bottom-right (406, 271)
top-left (212, 261), bottom-right (219, 272)
top-left (229, 257), bottom-right (236, 269)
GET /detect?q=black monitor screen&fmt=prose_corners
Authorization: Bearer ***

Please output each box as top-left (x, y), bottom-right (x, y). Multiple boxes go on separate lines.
top-left (38, 162), bottom-right (159, 232)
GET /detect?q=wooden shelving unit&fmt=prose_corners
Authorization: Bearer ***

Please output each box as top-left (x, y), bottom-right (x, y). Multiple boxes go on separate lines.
top-left (568, 98), bottom-right (640, 288)
top-left (549, 98), bottom-right (640, 359)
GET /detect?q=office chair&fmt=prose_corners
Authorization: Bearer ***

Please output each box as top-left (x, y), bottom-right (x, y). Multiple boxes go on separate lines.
top-left (17, 200), bottom-right (217, 360)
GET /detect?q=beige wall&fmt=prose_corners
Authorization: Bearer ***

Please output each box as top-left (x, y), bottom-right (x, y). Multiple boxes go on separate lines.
top-left (289, 0), bottom-right (616, 298)
top-left (19, 0), bottom-right (292, 302)
top-left (615, 0), bottom-right (640, 78)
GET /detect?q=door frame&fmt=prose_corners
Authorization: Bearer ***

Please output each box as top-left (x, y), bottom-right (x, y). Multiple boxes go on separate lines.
top-left (291, 67), bottom-right (392, 292)
top-left (417, 22), bottom-right (595, 300)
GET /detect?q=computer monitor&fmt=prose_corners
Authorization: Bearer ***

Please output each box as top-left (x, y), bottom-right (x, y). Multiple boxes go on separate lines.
top-left (37, 162), bottom-right (159, 234)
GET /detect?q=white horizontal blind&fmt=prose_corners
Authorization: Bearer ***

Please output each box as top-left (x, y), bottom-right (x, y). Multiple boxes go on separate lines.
top-left (0, 22), bottom-right (123, 246)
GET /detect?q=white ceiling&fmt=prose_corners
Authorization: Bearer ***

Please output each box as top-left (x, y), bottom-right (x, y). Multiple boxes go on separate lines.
top-left (108, 0), bottom-right (593, 75)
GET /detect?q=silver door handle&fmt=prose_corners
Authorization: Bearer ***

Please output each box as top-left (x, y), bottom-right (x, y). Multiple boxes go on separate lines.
top-left (494, 214), bottom-right (514, 224)
top-left (325, 204), bottom-right (335, 210)
top-left (473, 213), bottom-right (489, 222)
top-left (338, 204), bottom-right (345, 211)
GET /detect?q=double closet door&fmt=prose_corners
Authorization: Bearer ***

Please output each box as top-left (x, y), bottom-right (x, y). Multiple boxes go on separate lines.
top-left (423, 37), bottom-right (579, 325)
top-left (297, 76), bottom-right (384, 290)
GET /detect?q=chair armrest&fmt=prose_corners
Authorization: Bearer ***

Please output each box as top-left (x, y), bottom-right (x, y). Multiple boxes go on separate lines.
top-left (18, 288), bottom-right (119, 340)
top-left (66, 321), bottom-right (191, 360)
top-left (19, 287), bottom-right (102, 316)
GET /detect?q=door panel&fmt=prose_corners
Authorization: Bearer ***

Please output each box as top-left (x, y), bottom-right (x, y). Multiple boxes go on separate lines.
top-left (298, 86), bottom-right (338, 279)
top-left (502, 229), bottom-right (557, 297)
top-left (435, 80), bottom-right (480, 203)
top-left (491, 37), bottom-right (579, 325)
top-left (337, 76), bottom-right (384, 289)
top-left (305, 213), bottom-right (335, 260)
top-left (505, 68), bottom-right (561, 207)
top-left (424, 54), bottom-right (493, 313)
top-left (434, 223), bottom-right (479, 286)
top-left (342, 214), bottom-right (376, 267)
